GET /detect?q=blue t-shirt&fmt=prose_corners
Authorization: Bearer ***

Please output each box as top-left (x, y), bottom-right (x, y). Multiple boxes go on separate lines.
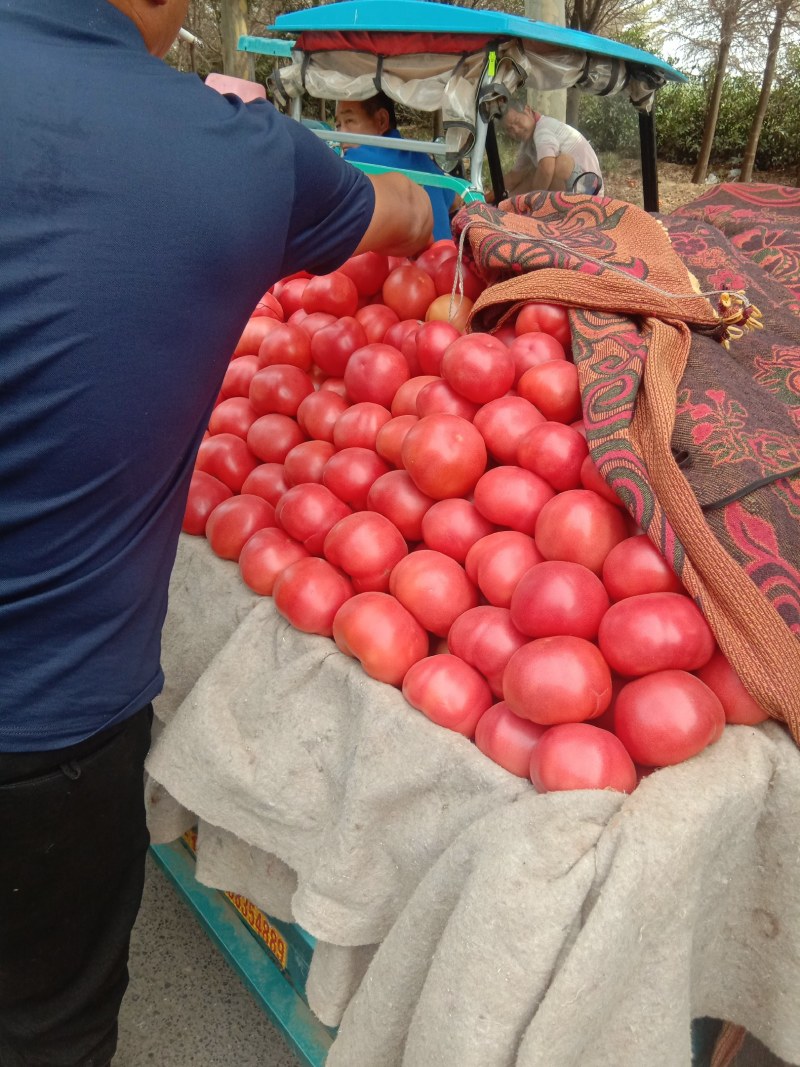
top-left (345, 130), bottom-right (455, 242)
top-left (0, 0), bottom-right (375, 751)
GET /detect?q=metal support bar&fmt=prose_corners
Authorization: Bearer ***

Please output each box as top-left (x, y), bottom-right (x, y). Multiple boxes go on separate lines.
top-left (638, 109), bottom-right (659, 213)
top-left (485, 121), bottom-right (507, 203)
top-left (309, 128), bottom-right (448, 156)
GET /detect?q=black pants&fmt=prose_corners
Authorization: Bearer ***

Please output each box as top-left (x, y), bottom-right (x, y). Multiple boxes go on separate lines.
top-left (0, 706), bottom-right (153, 1067)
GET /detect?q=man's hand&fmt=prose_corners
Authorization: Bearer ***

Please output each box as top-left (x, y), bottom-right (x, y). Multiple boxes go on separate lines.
top-left (354, 173), bottom-right (433, 258)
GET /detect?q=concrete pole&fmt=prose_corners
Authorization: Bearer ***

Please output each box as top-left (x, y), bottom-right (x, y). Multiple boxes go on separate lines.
top-left (220, 0), bottom-right (255, 80)
top-left (523, 0), bottom-right (567, 122)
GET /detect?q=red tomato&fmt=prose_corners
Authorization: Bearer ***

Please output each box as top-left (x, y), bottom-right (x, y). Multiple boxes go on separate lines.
top-left (415, 379), bottom-right (480, 421)
top-left (510, 561), bottom-right (610, 641)
top-left (516, 421), bottom-right (589, 493)
top-left (299, 311), bottom-right (337, 339)
top-left (238, 527), bottom-right (309, 596)
top-left (614, 670), bottom-right (724, 766)
top-left (220, 355), bottom-right (259, 400)
top-left (366, 470), bottom-right (434, 542)
top-left (319, 377), bottom-right (347, 396)
top-left (414, 320), bottom-right (461, 376)
top-left (448, 606), bottom-right (529, 697)
top-left (602, 535), bottom-right (685, 600)
top-left (529, 723), bottom-right (637, 793)
top-left (196, 433), bottom-right (259, 493)
top-left (241, 462), bottom-right (289, 506)
top-left (322, 447), bottom-right (391, 512)
top-left (323, 511), bottom-right (408, 592)
top-left (207, 397), bottom-right (258, 439)
top-left (283, 440), bottom-right (336, 486)
top-left (332, 592), bottom-right (429, 686)
top-left (503, 636), bottom-right (612, 725)
top-left (252, 291), bottom-right (284, 320)
top-left (246, 414), bottom-right (306, 464)
top-left (579, 454), bottom-right (624, 505)
top-left (390, 549), bottom-right (479, 637)
top-left (274, 483), bottom-right (352, 555)
top-left (257, 323), bottom-right (312, 371)
top-left (182, 471), bottom-right (233, 536)
top-left (432, 257), bottom-right (484, 302)
top-left (425, 294), bottom-right (473, 333)
top-left (354, 304), bottom-right (397, 345)
top-left (332, 402), bottom-right (392, 451)
top-left (375, 415), bottom-right (419, 468)
top-left (696, 650), bottom-right (769, 725)
top-left (402, 414), bottom-right (487, 500)
top-left (421, 499), bottom-right (495, 563)
top-left (598, 592), bottom-right (717, 677)
top-left (275, 277), bottom-right (310, 318)
top-left (508, 332), bottom-right (566, 384)
top-left (249, 365), bottom-right (314, 418)
top-left (296, 390), bottom-right (349, 443)
top-left (466, 530), bottom-right (543, 608)
top-left (440, 333), bottom-right (514, 404)
top-left (517, 360), bottom-right (581, 424)
top-left (382, 264), bottom-right (437, 321)
top-left (234, 316), bottom-right (281, 358)
top-left (472, 466), bottom-right (555, 536)
top-left (514, 301), bottom-right (570, 349)
top-left (344, 343), bottom-right (411, 408)
top-left (414, 239), bottom-right (458, 277)
top-left (338, 251), bottom-right (390, 296)
top-left (535, 489), bottom-right (629, 574)
top-left (390, 376), bottom-right (439, 417)
top-left (206, 494), bottom-right (277, 561)
top-left (474, 701), bottom-right (546, 777)
top-left (473, 396), bottom-right (545, 465)
top-left (310, 316), bottom-right (368, 378)
top-left (384, 319), bottom-right (421, 354)
top-left (402, 656), bottom-right (492, 737)
top-left (273, 556), bottom-right (354, 636)
top-left (302, 272), bottom-right (359, 318)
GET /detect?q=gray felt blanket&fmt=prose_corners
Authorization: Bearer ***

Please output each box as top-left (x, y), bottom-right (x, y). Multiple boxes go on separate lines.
top-left (146, 535), bottom-right (800, 1065)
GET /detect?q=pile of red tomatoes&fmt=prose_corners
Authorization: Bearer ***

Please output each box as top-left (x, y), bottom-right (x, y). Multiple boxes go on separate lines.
top-left (184, 239), bottom-right (769, 795)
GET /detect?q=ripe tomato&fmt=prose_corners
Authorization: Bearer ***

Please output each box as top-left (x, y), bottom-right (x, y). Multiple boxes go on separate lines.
top-left (382, 264), bottom-right (437, 321)
top-left (332, 592), bottom-right (429, 686)
top-left (517, 421), bottom-right (589, 491)
top-left (389, 549), bottom-right (479, 637)
top-left (323, 511), bottom-right (408, 593)
top-left (246, 414), bottom-right (306, 464)
top-left (296, 390), bottom-right (349, 443)
top-left (206, 494), bottom-right (277, 561)
top-left (196, 432), bottom-right (259, 493)
top-left (447, 605), bottom-right (529, 697)
top-left (249, 364), bottom-right (314, 418)
top-left (415, 379), bottom-right (480, 421)
top-left (310, 316), bottom-right (368, 377)
top-left (182, 471), bottom-right (233, 536)
top-left (238, 527), bottom-right (308, 596)
top-left (598, 592), bottom-right (716, 677)
top-left (602, 535), bottom-right (685, 600)
top-left (207, 397), bottom-right (258, 439)
top-left (503, 636), bottom-right (613, 725)
top-left (579, 454), bottom-right (624, 506)
top-left (432, 257), bottom-right (484, 302)
top-left (257, 323), bottom-right (313, 371)
top-left (696, 650), bottom-right (769, 725)
top-left (338, 251), bottom-right (390, 296)
top-left (375, 415), bottom-right (419, 468)
top-left (534, 489), bottom-right (629, 574)
top-left (220, 355), bottom-right (259, 400)
top-left (425, 294), bottom-right (473, 333)
top-left (283, 440), bottom-right (336, 486)
top-left (474, 702), bottom-right (546, 777)
top-left (299, 311), bottom-right (336, 339)
top-left (529, 723), bottom-right (637, 793)
top-left (390, 376), bottom-right (439, 417)
top-left (415, 321), bottom-right (461, 376)
top-left (517, 360), bottom-right (581, 424)
top-left (510, 560), bottom-right (610, 641)
top-left (421, 499), bottom-right (495, 563)
top-left (384, 319), bottom-right (421, 354)
top-left (274, 483), bottom-right (352, 555)
top-left (466, 530), bottom-right (543, 608)
top-left (302, 272), bottom-right (359, 317)
top-left (366, 470), bottom-right (434, 542)
top-left (234, 316), bottom-right (281, 357)
top-left (514, 301), bottom-right (570, 349)
top-left (414, 239), bottom-right (458, 277)
top-left (472, 466), bottom-right (555, 536)
top-left (241, 462), bottom-right (289, 506)
top-left (402, 656), bottom-right (493, 737)
top-left (344, 343), bottom-right (411, 407)
top-left (332, 402), bottom-right (392, 451)
top-left (614, 670), bottom-right (724, 766)
top-left (473, 396), bottom-right (545, 465)
top-left (355, 303), bottom-right (400, 344)
top-left (322, 448), bottom-right (390, 511)
top-left (275, 276), bottom-right (310, 318)
top-left (440, 333), bottom-right (514, 404)
top-left (252, 291), bottom-right (284, 320)
top-left (402, 414), bottom-right (487, 499)
top-left (508, 333), bottom-right (566, 384)
top-left (273, 556), bottom-right (354, 636)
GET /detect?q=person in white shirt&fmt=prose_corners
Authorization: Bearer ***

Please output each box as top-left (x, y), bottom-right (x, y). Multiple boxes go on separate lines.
top-left (500, 101), bottom-right (604, 196)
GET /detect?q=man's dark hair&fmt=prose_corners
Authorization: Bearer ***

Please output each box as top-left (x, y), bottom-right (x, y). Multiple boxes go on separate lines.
top-left (363, 91), bottom-right (397, 130)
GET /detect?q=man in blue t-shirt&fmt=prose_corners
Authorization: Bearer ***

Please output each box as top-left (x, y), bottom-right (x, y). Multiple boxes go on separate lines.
top-left (0, 2), bottom-right (432, 1064)
top-left (335, 94), bottom-right (456, 242)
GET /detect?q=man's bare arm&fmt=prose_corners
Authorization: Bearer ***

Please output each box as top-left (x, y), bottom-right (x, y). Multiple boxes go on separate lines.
top-left (354, 173), bottom-right (433, 257)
